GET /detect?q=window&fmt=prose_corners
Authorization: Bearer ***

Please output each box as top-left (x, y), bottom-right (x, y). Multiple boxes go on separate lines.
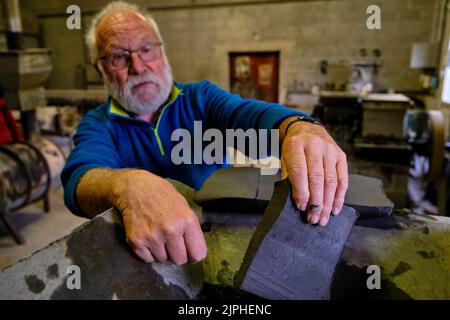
top-left (442, 45), bottom-right (450, 104)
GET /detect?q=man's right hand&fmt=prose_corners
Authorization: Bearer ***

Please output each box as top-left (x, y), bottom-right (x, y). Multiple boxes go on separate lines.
top-left (108, 169), bottom-right (207, 265)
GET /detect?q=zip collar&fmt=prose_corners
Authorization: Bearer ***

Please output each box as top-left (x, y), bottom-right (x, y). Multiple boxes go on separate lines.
top-left (107, 83), bottom-right (182, 122)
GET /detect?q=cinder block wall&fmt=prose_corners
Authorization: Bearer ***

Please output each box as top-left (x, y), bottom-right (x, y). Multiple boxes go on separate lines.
top-left (23, 0), bottom-right (440, 100)
top-left (156, 0), bottom-right (440, 97)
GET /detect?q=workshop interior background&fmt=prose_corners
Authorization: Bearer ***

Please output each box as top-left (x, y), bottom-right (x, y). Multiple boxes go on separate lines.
top-left (0, 0), bottom-right (450, 296)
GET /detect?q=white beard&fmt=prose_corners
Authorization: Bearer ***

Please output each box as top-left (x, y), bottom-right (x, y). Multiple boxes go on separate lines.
top-left (103, 55), bottom-right (173, 116)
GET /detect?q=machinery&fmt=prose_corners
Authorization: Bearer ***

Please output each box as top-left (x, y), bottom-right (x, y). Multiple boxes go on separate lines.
top-left (0, 49), bottom-right (52, 113)
top-left (0, 141), bottom-right (50, 244)
top-left (0, 0), bottom-right (65, 244)
top-left (313, 91), bottom-right (447, 213)
top-left (404, 109), bottom-right (446, 214)
top-left (313, 92), bottom-right (415, 208)
top-left (0, 0), bottom-right (52, 139)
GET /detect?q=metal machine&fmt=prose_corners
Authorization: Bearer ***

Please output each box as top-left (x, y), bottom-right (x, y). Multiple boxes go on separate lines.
top-left (0, 0), bottom-right (61, 244)
top-left (0, 0), bottom-right (52, 139)
top-left (0, 49), bottom-right (52, 112)
top-left (313, 92), bottom-right (415, 208)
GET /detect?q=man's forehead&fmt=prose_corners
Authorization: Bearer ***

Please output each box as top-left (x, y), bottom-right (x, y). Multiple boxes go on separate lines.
top-left (98, 9), bottom-right (149, 28)
top-left (96, 10), bottom-right (158, 49)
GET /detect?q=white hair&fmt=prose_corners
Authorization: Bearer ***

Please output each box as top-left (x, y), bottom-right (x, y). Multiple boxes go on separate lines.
top-left (85, 1), bottom-right (163, 61)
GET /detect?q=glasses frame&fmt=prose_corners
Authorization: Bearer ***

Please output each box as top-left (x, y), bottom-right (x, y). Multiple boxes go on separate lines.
top-left (98, 42), bottom-right (163, 71)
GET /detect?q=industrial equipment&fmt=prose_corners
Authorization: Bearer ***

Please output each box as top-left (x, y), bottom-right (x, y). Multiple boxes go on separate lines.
top-left (0, 138), bottom-right (66, 244)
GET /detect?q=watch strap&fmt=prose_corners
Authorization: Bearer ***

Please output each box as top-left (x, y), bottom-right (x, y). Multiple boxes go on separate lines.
top-left (284, 116), bottom-right (321, 136)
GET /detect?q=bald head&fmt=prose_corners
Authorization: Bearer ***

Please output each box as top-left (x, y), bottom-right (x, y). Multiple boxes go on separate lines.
top-left (95, 9), bottom-right (161, 59)
top-left (86, 1), bottom-right (162, 61)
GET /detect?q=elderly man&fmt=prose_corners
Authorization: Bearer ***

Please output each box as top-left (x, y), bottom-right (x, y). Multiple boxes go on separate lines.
top-left (62, 1), bottom-right (348, 265)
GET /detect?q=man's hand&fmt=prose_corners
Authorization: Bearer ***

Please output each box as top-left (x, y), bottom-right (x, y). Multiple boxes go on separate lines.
top-left (108, 169), bottom-right (207, 264)
top-left (279, 117), bottom-right (348, 226)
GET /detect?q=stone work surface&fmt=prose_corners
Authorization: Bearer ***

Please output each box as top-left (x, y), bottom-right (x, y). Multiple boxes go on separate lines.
top-left (199, 169), bottom-right (450, 300)
top-left (201, 211), bottom-right (261, 288)
top-left (1, 169), bottom-right (449, 299)
top-left (203, 210), bottom-right (450, 300)
top-left (333, 213), bottom-right (450, 300)
top-left (0, 210), bottom-right (203, 300)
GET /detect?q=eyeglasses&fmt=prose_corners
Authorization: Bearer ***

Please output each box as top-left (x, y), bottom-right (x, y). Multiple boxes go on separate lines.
top-left (98, 42), bottom-right (163, 70)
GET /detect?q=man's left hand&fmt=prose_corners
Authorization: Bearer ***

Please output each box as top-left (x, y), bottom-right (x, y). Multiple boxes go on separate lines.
top-left (279, 116), bottom-right (348, 226)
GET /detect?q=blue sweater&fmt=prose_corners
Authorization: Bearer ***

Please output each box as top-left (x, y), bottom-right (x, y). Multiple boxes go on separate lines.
top-left (62, 80), bottom-right (312, 216)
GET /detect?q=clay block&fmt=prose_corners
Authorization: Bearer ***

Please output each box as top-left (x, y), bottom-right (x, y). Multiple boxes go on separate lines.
top-left (0, 209), bottom-right (203, 300)
top-left (194, 167), bottom-right (277, 213)
top-left (235, 179), bottom-right (358, 300)
top-left (195, 168), bottom-right (393, 218)
top-left (345, 175), bottom-right (394, 218)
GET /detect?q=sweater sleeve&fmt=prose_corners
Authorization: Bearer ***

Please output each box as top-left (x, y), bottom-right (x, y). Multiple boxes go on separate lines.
top-left (61, 111), bottom-right (122, 217)
top-left (201, 80), bottom-right (315, 132)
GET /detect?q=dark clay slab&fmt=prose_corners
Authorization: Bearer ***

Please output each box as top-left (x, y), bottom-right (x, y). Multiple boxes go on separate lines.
top-left (345, 175), bottom-right (394, 218)
top-left (194, 167), bottom-right (277, 213)
top-left (195, 168), bottom-right (393, 218)
top-left (235, 179), bottom-right (358, 300)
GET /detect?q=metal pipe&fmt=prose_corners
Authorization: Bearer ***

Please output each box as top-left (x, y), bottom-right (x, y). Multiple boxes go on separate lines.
top-left (1, 0), bottom-right (24, 49)
top-left (1, 0), bottom-right (22, 32)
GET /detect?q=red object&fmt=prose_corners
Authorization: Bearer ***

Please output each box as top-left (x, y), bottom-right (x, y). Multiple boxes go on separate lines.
top-left (0, 98), bottom-right (23, 144)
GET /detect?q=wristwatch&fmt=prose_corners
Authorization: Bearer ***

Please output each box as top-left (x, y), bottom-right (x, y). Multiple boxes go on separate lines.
top-left (284, 116), bottom-right (321, 136)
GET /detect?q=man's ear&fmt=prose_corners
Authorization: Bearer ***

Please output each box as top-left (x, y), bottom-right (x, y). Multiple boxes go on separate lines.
top-left (92, 60), bottom-right (103, 78)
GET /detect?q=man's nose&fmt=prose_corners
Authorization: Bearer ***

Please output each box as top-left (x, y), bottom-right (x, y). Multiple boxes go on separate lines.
top-left (128, 52), bottom-right (147, 75)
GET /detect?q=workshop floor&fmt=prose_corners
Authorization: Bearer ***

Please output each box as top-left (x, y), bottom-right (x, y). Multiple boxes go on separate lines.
top-left (0, 187), bottom-right (87, 271)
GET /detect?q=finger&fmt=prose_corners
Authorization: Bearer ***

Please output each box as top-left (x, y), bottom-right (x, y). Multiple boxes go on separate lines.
top-left (281, 157), bottom-right (288, 180)
top-left (284, 148), bottom-right (309, 211)
top-left (184, 218), bottom-right (208, 264)
top-left (332, 155), bottom-right (349, 216)
top-left (122, 212), bottom-right (156, 263)
top-left (165, 235), bottom-right (188, 266)
top-left (305, 149), bottom-right (324, 224)
top-left (146, 234), bottom-right (168, 263)
top-left (134, 247), bottom-right (155, 263)
top-left (320, 155), bottom-right (338, 226)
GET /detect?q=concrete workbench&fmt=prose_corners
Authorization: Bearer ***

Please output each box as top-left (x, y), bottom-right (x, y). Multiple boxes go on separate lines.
top-left (0, 174), bottom-right (449, 300)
